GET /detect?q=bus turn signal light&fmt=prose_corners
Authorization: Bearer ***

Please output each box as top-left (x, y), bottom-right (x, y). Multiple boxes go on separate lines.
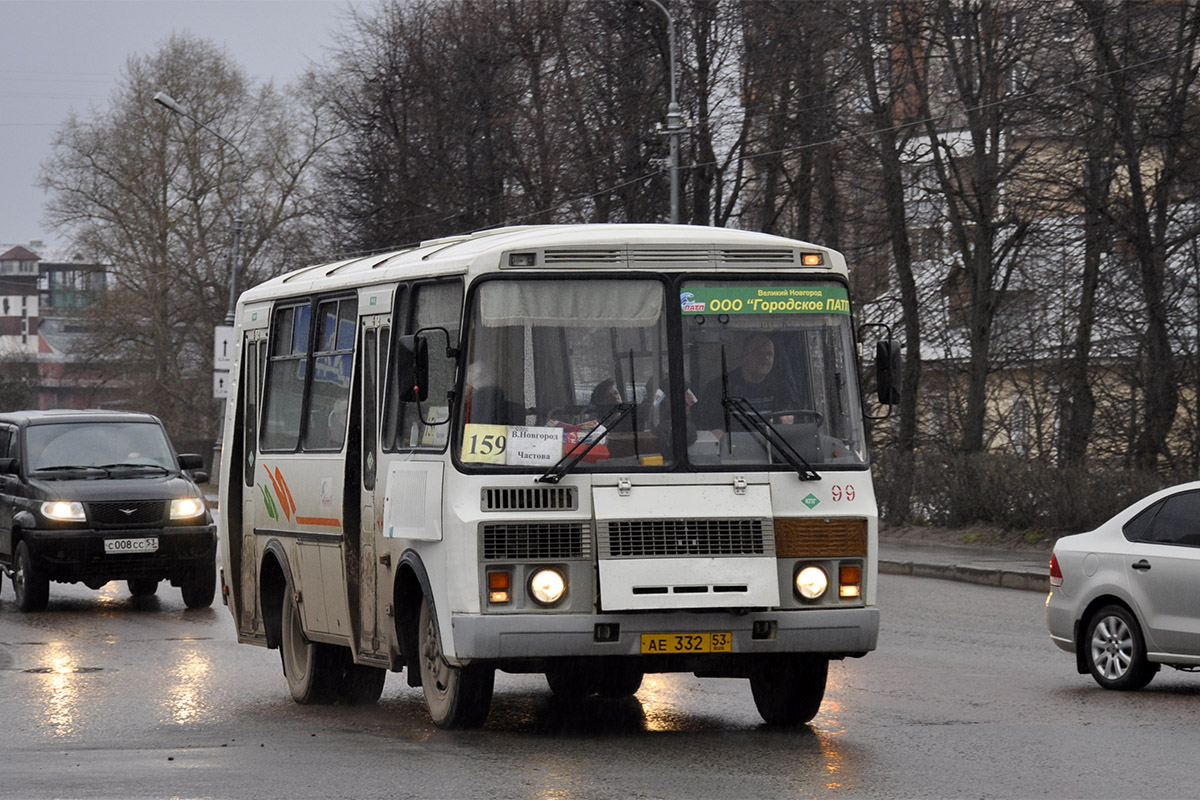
top-left (488, 571), bottom-right (511, 604)
top-left (839, 564), bottom-right (862, 598)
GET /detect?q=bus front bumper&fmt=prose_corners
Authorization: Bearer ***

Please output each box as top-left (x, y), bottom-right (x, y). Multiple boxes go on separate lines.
top-left (451, 606), bottom-right (879, 661)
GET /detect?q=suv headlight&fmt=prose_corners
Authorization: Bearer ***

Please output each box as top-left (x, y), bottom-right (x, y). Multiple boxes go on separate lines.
top-left (41, 500), bottom-right (86, 521)
top-left (170, 496), bottom-right (206, 520)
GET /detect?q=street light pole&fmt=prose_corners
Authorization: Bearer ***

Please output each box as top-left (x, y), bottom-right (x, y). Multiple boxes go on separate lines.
top-left (645, 0), bottom-right (682, 224)
top-left (153, 91), bottom-right (245, 325)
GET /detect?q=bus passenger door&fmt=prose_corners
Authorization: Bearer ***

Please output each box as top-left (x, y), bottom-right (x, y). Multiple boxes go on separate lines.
top-left (357, 315), bottom-right (389, 657)
top-left (238, 329), bottom-right (268, 638)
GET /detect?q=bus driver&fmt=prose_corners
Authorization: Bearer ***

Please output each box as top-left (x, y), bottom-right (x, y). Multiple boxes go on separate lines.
top-left (698, 333), bottom-right (796, 436)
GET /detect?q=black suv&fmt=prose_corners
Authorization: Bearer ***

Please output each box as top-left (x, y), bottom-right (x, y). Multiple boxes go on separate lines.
top-left (0, 410), bottom-right (216, 612)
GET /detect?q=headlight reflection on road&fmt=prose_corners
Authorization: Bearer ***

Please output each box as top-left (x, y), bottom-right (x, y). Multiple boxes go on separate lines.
top-left (636, 673), bottom-right (688, 732)
top-left (38, 644), bottom-right (82, 738)
top-left (167, 647), bottom-right (212, 724)
top-left (817, 667), bottom-right (849, 793)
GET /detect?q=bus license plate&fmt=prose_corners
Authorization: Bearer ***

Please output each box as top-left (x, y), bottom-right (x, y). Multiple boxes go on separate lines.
top-left (104, 537), bottom-right (159, 554)
top-left (640, 632), bottom-right (732, 654)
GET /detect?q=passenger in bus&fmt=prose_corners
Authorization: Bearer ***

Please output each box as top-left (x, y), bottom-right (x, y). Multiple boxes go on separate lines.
top-left (586, 378), bottom-right (623, 416)
top-left (463, 361), bottom-right (522, 426)
top-left (697, 333), bottom-right (796, 435)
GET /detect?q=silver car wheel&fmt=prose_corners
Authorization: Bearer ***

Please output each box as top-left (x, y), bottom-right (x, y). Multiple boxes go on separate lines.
top-left (1090, 613), bottom-right (1133, 680)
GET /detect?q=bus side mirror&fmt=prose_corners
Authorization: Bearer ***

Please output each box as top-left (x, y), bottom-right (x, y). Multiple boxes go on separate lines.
top-left (875, 340), bottom-right (902, 406)
top-left (397, 334), bottom-right (430, 403)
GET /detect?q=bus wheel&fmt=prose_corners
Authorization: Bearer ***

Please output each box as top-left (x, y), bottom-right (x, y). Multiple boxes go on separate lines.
top-left (749, 655), bottom-right (828, 725)
top-left (592, 660), bottom-right (644, 698)
top-left (13, 541), bottom-right (50, 613)
top-left (545, 660), bottom-right (591, 699)
top-left (339, 663), bottom-right (387, 705)
top-left (418, 596), bottom-right (493, 728)
top-left (280, 584), bottom-right (341, 704)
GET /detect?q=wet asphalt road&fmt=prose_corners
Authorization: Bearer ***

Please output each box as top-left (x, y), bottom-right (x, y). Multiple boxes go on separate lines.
top-left (0, 569), bottom-right (1196, 799)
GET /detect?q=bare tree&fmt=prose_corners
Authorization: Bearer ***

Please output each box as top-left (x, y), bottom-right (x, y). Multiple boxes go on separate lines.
top-left (1074, 0), bottom-right (1200, 471)
top-left (40, 34), bottom-right (329, 439)
top-left (896, 0), bottom-right (1042, 454)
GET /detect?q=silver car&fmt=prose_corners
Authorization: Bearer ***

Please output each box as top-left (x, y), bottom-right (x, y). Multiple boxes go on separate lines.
top-left (1047, 482), bottom-right (1200, 690)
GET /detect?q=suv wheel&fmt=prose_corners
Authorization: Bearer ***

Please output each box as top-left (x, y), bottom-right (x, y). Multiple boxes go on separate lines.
top-left (13, 540), bottom-right (49, 612)
top-left (180, 558), bottom-right (216, 609)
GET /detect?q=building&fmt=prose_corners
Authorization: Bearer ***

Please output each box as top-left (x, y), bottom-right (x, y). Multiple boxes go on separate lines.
top-left (0, 243), bottom-right (123, 410)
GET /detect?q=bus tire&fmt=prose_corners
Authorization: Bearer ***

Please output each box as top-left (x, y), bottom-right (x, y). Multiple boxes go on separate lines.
top-left (749, 655), bottom-right (828, 725)
top-left (339, 663), bottom-right (387, 705)
top-left (418, 596), bottom-right (493, 728)
top-left (592, 660), bottom-right (644, 698)
top-left (544, 660), bottom-right (591, 699)
top-left (280, 583), bottom-right (341, 704)
top-left (14, 540), bottom-right (50, 612)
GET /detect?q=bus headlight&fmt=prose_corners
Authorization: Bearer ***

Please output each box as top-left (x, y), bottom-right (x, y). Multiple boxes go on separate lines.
top-left (41, 500), bottom-right (85, 521)
top-left (529, 568), bottom-right (566, 606)
top-left (795, 565), bottom-right (828, 600)
top-left (170, 496), bottom-right (206, 520)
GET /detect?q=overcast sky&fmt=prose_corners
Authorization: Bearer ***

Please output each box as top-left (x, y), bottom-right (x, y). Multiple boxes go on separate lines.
top-left (0, 0), bottom-right (359, 252)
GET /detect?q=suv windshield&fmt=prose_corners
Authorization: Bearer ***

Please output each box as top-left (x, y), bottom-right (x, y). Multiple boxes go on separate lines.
top-left (681, 279), bottom-right (867, 469)
top-left (25, 422), bottom-right (177, 473)
top-left (458, 278), bottom-right (673, 472)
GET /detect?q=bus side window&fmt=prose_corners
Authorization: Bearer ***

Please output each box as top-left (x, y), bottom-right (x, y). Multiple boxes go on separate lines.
top-left (243, 337), bottom-right (263, 486)
top-left (362, 325), bottom-right (380, 491)
top-left (261, 304), bottom-right (310, 451)
top-left (304, 297), bottom-right (356, 451)
top-left (390, 280), bottom-right (461, 450)
top-left (381, 288), bottom-right (406, 452)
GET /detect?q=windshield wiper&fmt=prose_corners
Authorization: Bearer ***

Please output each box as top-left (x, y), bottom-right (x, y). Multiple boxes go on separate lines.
top-left (537, 402), bottom-right (636, 484)
top-left (99, 462), bottom-right (170, 475)
top-left (33, 464), bottom-right (106, 473)
top-left (722, 396), bottom-right (820, 481)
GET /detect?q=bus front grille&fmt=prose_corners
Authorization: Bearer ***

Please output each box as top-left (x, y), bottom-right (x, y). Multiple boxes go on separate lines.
top-left (600, 519), bottom-right (770, 558)
top-left (481, 522), bottom-right (590, 560)
top-left (481, 486), bottom-right (578, 512)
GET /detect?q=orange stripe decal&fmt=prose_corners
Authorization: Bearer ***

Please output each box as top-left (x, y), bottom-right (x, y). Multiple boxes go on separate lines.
top-left (275, 467), bottom-right (297, 518)
top-left (295, 517), bottom-right (341, 529)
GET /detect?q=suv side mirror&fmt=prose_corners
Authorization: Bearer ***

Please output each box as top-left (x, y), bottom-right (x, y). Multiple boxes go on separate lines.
top-left (178, 453), bottom-right (209, 484)
top-left (0, 457), bottom-right (17, 475)
top-left (178, 453), bottom-right (204, 470)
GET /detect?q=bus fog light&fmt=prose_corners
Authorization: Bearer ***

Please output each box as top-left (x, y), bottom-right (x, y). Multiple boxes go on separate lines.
top-left (529, 568), bottom-right (566, 606)
top-left (795, 566), bottom-right (828, 600)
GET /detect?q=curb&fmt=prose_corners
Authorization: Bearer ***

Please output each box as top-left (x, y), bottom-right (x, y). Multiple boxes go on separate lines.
top-left (880, 559), bottom-right (1049, 593)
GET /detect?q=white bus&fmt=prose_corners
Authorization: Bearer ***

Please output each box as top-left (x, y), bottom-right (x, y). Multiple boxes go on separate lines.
top-left (217, 224), bottom-right (897, 728)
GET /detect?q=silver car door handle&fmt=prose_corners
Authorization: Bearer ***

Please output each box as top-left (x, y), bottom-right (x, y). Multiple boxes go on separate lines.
top-left (1131, 559), bottom-right (1151, 571)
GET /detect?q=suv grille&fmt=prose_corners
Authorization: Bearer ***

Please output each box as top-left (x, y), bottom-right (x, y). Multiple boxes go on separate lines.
top-left (87, 500), bottom-right (168, 527)
top-left (481, 522), bottom-right (589, 560)
top-left (601, 519), bottom-right (769, 558)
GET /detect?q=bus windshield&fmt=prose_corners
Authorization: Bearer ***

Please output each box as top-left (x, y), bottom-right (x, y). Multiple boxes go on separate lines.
top-left (681, 279), bottom-right (867, 469)
top-left (456, 276), bottom-right (866, 473)
top-left (459, 278), bottom-right (674, 471)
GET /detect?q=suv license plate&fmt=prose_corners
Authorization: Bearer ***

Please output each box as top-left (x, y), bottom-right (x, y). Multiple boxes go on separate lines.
top-left (104, 537), bottom-right (159, 554)
top-left (640, 632), bottom-right (733, 654)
